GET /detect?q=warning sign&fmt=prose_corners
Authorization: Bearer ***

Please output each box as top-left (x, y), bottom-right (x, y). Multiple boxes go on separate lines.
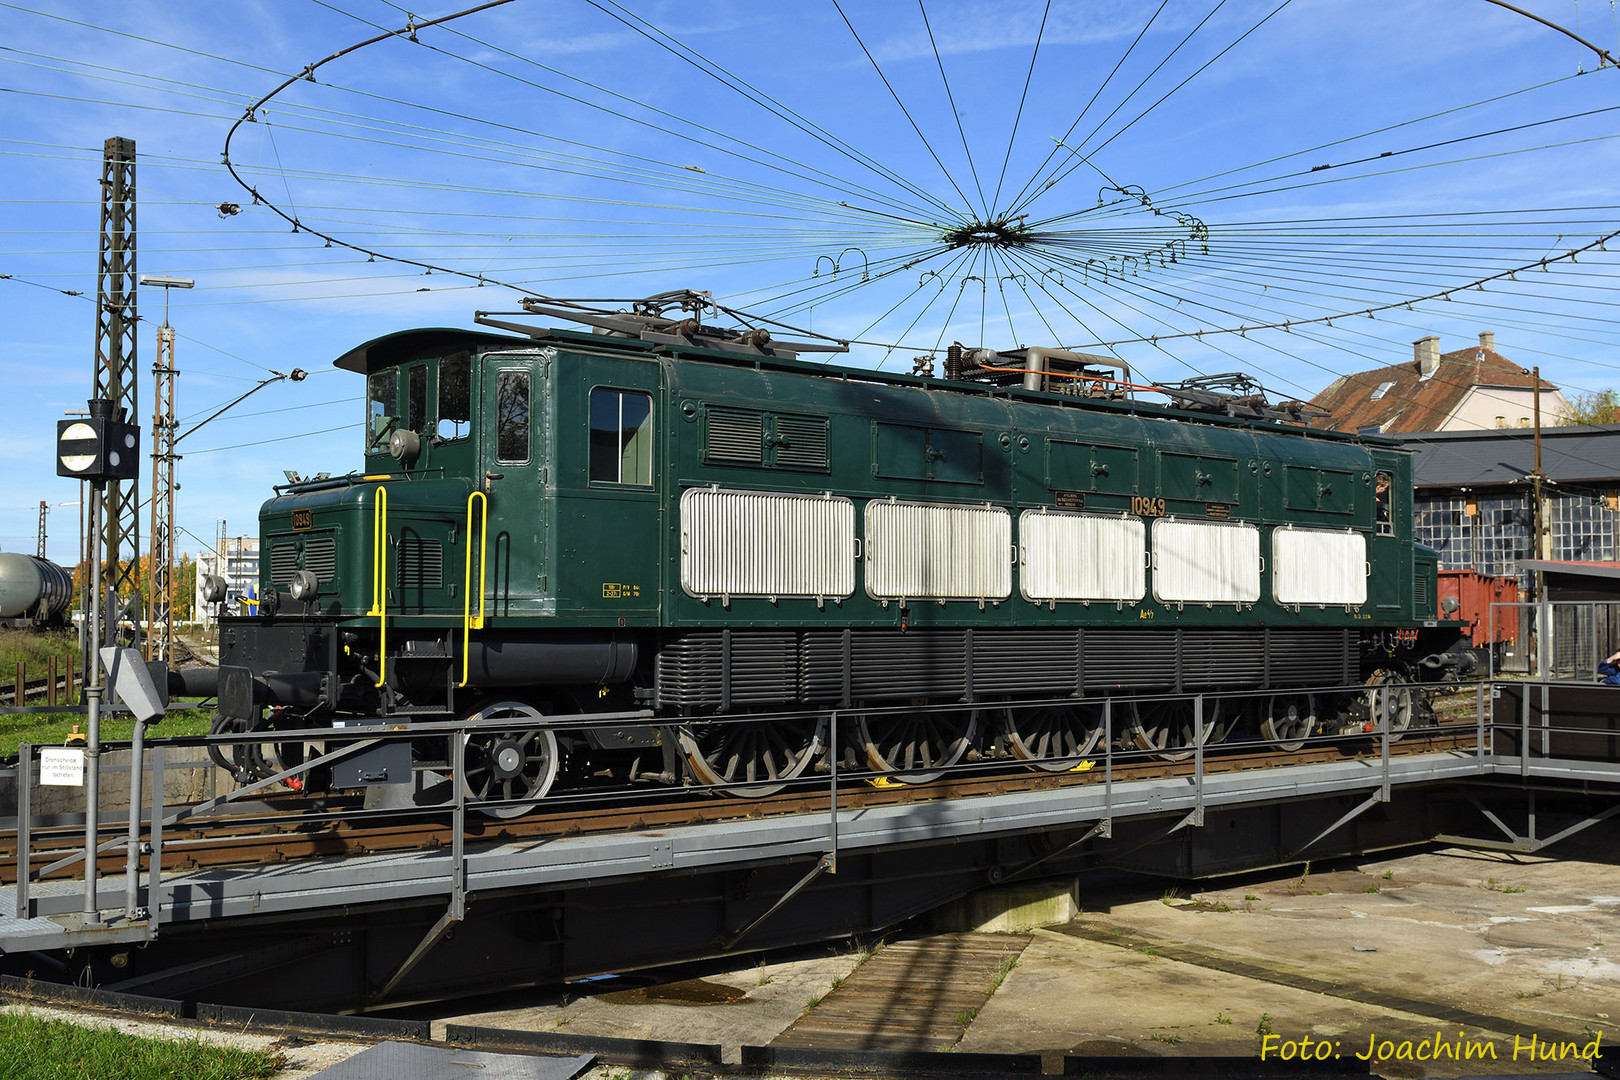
top-left (39, 747), bottom-right (84, 787)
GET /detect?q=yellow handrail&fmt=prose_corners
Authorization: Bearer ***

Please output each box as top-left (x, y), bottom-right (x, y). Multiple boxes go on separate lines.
top-left (460, 490), bottom-right (489, 688)
top-left (371, 485), bottom-right (388, 688)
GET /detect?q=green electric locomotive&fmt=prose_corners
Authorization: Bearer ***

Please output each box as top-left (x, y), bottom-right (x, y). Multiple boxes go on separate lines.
top-left (210, 293), bottom-right (1454, 811)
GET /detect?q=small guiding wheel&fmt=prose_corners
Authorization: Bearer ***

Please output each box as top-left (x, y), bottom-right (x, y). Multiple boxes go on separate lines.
top-left (460, 701), bottom-right (559, 819)
top-left (1364, 670), bottom-right (1415, 741)
top-left (1260, 693), bottom-right (1316, 752)
top-left (999, 703), bottom-right (1103, 772)
top-left (678, 717), bottom-right (825, 797)
top-left (857, 709), bottom-right (979, 783)
top-left (1128, 697), bottom-right (1227, 762)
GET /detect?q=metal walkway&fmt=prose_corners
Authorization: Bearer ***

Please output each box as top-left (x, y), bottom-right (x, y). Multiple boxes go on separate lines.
top-left (1, 679), bottom-right (1617, 1009)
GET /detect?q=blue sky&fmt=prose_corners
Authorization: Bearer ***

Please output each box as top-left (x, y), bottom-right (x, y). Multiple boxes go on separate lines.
top-left (3, 0), bottom-right (1619, 565)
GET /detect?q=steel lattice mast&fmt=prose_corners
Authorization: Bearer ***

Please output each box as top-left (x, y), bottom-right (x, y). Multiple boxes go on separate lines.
top-left (95, 136), bottom-right (139, 640)
top-left (146, 323), bottom-right (176, 661)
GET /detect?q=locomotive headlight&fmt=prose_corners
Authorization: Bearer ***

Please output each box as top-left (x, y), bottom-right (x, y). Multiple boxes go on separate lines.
top-left (201, 573), bottom-right (227, 603)
top-left (289, 570), bottom-right (320, 602)
top-left (388, 428), bottom-right (421, 466)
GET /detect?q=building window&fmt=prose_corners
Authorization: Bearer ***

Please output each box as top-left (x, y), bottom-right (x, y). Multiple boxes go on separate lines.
top-left (590, 388), bottom-right (653, 485)
top-left (495, 370), bottom-right (530, 463)
top-left (1370, 381), bottom-right (1395, 401)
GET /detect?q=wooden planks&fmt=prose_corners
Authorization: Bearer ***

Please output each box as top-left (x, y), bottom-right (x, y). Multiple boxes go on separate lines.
top-left (772, 932), bottom-right (1030, 1053)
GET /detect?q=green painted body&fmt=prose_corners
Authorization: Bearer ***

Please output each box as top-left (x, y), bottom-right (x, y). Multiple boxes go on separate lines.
top-left (259, 326), bottom-right (1432, 638)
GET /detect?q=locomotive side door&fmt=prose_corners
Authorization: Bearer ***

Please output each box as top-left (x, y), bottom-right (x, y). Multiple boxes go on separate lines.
top-left (558, 352), bottom-right (662, 619)
top-left (478, 352), bottom-right (548, 617)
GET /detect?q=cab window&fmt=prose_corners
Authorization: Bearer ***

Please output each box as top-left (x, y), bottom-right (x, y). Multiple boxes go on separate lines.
top-left (437, 350), bottom-right (470, 440)
top-left (367, 369), bottom-right (398, 452)
top-left (1375, 471), bottom-right (1393, 535)
top-left (590, 389), bottom-right (652, 484)
top-left (407, 363), bottom-right (427, 434)
top-left (495, 370), bottom-right (530, 463)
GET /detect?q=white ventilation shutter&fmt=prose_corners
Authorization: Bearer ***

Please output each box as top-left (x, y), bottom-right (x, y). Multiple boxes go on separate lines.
top-left (681, 487), bottom-right (854, 599)
top-left (1273, 526), bottom-right (1367, 605)
top-left (1019, 510), bottom-right (1145, 601)
top-left (866, 500), bottom-right (1011, 600)
top-left (1152, 518), bottom-right (1260, 603)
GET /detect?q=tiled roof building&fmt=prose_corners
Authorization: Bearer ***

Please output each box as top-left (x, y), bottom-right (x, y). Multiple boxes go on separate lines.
top-left (1310, 332), bottom-right (1569, 434)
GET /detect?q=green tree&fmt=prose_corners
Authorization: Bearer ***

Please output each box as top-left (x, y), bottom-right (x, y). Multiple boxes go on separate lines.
top-left (1562, 389), bottom-right (1620, 426)
top-left (175, 554), bottom-right (197, 619)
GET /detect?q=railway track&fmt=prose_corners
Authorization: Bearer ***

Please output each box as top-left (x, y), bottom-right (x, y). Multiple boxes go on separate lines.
top-left (0, 725), bottom-right (1480, 885)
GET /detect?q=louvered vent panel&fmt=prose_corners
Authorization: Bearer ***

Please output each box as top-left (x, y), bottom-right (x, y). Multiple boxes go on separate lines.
top-left (1273, 527), bottom-right (1367, 606)
top-left (1266, 629), bottom-right (1352, 686)
top-left (706, 408), bottom-right (764, 464)
top-left (773, 415), bottom-right (829, 470)
top-left (655, 633), bottom-right (724, 709)
top-left (268, 542), bottom-right (299, 586)
top-left (799, 631), bottom-right (847, 704)
top-left (1413, 572), bottom-right (1430, 612)
top-left (303, 535), bottom-right (336, 583)
top-left (850, 629), bottom-right (967, 700)
top-left (866, 500), bottom-right (1011, 600)
top-left (681, 487), bottom-right (854, 599)
top-left (1020, 510), bottom-right (1144, 601)
top-left (653, 631), bottom-right (801, 710)
top-left (973, 629), bottom-right (1080, 695)
top-left (1181, 630), bottom-right (1265, 687)
top-left (729, 631), bottom-right (799, 705)
top-left (1085, 630), bottom-right (1178, 690)
top-left (397, 536), bottom-right (443, 589)
top-left (1153, 519), bottom-right (1261, 603)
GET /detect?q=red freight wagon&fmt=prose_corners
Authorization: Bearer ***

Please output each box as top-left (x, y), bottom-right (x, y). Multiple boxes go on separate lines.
top-left (1438, 570), bottom-right (1519, 648)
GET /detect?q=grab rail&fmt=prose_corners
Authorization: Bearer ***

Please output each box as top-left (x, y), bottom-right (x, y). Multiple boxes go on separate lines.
top-left (460, 491), bottom-right (489, 688)
top-left (370, 485), bottom-right (388, 688)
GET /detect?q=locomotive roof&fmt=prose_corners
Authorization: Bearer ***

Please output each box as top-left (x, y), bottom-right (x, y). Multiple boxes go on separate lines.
top-left (335, 325), bottom-right (1402, 450)
top-left (333, 327), bottom-right (533, 374)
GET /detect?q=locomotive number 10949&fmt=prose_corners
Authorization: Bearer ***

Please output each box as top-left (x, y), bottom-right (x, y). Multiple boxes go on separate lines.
top-left (1131, 496), bottom-right (1167, 517)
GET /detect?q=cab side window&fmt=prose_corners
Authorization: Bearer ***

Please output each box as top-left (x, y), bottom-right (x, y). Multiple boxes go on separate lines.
top-left (437, 351), bottom-right (470, 440)
top-left (590, 388), bottom-right (653, 485)
top-left (367, 369), bottom-right (398, 452)
top-left (495, 370), bottom-right (530, 464)
top-left (407, 363), bottom-right (427, 434)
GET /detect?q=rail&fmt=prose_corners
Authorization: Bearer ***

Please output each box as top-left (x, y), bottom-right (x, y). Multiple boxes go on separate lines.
top-left (459, 491), bottom-right (488, 688)
top-left (369, 484), bottom-right (388, 689)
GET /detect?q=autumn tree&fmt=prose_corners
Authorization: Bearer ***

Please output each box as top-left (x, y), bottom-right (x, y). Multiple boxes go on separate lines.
top-left (1562, 389), bottom-right (1620, 426)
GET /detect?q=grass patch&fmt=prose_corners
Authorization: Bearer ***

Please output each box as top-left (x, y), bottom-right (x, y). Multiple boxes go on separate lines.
top-left (0, 629), bottom-right (81, 677)
top-left (0, 1011), bottom-right (282, 1079)
top-left (1, 708), bottom-right (213, 760)
top-left (985, 954), bottom-right (1019, 995)
top-left (1, 628), bottom-right (214, 758)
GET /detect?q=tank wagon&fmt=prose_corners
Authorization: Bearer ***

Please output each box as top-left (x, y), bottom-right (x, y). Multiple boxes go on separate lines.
top-left (0, 552), bottom-right (74, 627)
top-left (202, 295), bottom-right (1461, 812)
